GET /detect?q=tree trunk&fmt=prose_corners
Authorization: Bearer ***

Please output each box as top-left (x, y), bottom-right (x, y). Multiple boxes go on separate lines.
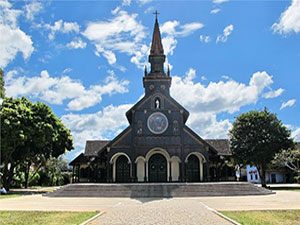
top-left (3, 161), bottom-right (9, 190)
top-left (257, 164), bottom-right (267, 188)
top-left (24, 161), bottom-right (31, 188)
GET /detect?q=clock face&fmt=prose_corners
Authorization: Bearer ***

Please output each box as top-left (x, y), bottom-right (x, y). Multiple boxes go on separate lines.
top-left (147, 112), bottom-right (168, 134)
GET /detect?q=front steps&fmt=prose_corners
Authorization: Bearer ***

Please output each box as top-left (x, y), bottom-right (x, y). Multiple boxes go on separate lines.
top-left (45, 182), bottom-right (273, 198)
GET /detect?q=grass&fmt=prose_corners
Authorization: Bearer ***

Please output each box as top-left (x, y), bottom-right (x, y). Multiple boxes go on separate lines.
top-left (269, 187), bottom-right (300, 191)
top-left (0, 211), bottom-right (99, 225)
top-left (221, 210), bottom-right (300, 225)
top-left (0, 194), bottom-right (22, 199)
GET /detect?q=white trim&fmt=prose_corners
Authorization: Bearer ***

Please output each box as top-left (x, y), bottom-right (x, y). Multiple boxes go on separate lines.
top-left (110, 153), bottom-right (131, 182)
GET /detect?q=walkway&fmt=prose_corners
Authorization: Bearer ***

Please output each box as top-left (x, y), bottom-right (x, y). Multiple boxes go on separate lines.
top-left (1, 188), bottom-right (300, 224)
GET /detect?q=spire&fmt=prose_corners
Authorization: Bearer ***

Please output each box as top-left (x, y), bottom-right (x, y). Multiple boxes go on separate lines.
top-left (150, 11), bottom-right (164, 56)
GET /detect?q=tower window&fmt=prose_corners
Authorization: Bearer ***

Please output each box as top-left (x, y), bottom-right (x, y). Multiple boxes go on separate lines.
top-left (154, 97), bottom-right (161, 109)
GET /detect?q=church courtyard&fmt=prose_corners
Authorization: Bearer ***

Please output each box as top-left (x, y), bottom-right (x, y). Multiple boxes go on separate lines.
top-left (1, 186), bottom-right (300, 224)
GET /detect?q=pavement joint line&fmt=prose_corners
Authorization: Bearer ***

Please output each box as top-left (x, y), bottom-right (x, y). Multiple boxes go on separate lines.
top-left (79, 211), bottom-right (103, 225)
top-left (199, 202), bottom-right (241, 225)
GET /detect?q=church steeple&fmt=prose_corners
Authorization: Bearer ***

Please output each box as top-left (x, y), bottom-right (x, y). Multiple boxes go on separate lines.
top-left (150, 16), bottom-right (164, 56)
top-left (148, 11), bottom-right (166, 76)
top-left (143, 12), bottom-right (171, 96)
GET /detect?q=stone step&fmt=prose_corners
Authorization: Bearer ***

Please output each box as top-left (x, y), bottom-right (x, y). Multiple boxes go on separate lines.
top-left (45, 182), bottom-right (273, 198)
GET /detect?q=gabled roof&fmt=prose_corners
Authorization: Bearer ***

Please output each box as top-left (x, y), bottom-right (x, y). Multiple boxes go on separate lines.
top-left (85, 140), bottom-right (110, 156)
top-left (69, 153), bottom-right (88, 166)
top-left (126, 94), bottom-right (189, 124)
top-left (205, 139), bottom-right (231, 156)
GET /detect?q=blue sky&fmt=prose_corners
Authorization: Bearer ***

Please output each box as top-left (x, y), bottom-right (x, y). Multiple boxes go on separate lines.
top-left (1, 0), bottom-right (300, 161)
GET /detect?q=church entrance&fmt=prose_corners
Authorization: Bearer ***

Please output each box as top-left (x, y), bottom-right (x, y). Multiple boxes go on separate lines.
top-left (116, 155), bottom-right (130, 183)
top-left (186, 155), bottom-right (200, 182)
top-left (148, 154), bottom-right (167, 182)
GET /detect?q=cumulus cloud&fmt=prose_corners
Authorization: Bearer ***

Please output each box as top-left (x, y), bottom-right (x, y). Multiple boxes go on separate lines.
top-left (280, 99), bottom-right (296, 110)
top-left (0, 0), bottom-right (34, 68)
top-left (23, 0), bottom-right (43, 21)
top-left (83, 10), bottom-right (147, 67)
top-left (5, 69), bottom-right (129, 111)
top-left (170, 69), bottom-right (277, 138)
top-left (210, 8), bottom-right (221, 14)
top-left (272, 0), bottom-right (300, 34)
top-left (216, 24), bottom-right (234, 43)
top-left (263, 88), bottom-right (284, 99)
top-left (45, 19), bottom-right (80, 40)
top-left (160, 20), bottom-right (203, 37)
top-left (66, 38), bottom-right (87, 49)
top-left (200, 35), bottom-right (211, 43)
top-left (61, 104), bottom-right (132, 149)
top-left (292, 127), bottom-right (300, 141)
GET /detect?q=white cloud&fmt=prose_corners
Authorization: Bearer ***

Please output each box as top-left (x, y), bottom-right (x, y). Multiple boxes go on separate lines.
top-left (66, 38), bottom-right (87, 49)
top-left (216, 24), bottom-right (234, 43)
top-left (200, 35), bottom-right (211, 43)
top-left (137, 0), bottom-right (153, 5)
top-left (0, 1), bottom-right (34, 68)
top-left (210, 8), bottom-right (221, 14)
top-left (263, 88), bottom-right (284, 99)
top-left (83, 10), bottom-right (147, 67)
top-left (201, 76), bottom-right (207, 81)
top-left (272, 0), bottom-right (300, 34)
top-left (5, 69), bottom-right (129, 111)
top-left (23, 1), bottom-right (43, 21)
top-left (292, 127), bottom-right (300, 141)
top-left (61, 104), bottom-right (132, 149)
top-left (161, 20), bottom-right (203, 37)
top-left (45, 19), bottom-right (80, 40)
top-left (213, 0), bottom-right (229, 4)
top-left (280, 99), bottom-right (296, 110)
top-left (222, 75), bottom-right (230, 80)
top-left (170, 69), bottom-right (277, 138)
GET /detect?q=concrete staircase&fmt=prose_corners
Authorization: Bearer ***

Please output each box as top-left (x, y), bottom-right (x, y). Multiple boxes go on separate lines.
top-left (45, 182), bottom-right (273, 198)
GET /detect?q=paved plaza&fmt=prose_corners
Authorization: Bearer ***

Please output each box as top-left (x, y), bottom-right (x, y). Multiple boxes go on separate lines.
top-left (1, 188), bottom-right (300, 224)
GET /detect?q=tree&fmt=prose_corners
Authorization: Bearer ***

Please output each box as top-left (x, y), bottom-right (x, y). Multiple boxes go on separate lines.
top-left (0, 97), bottom-right (74, 189)
top-left (272, 144), bottom-right (300, 183)
top-left (0, 68), bottom-right (4, 98)
top-left (229, 108), bottom-right (295, 187)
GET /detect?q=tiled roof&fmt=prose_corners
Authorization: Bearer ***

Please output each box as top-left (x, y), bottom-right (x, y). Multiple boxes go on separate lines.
top-left (84, 140), bottom-right (110, 156)
top-left (205, 139), bottom-right (231, 156)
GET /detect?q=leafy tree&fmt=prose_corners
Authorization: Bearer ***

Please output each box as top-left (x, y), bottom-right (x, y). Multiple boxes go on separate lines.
top-left (0, 97), bottom-right (74, 189)
top-left (229, 108), bottom-right (295, 187)
top-left (38, 156), bottom-right (70, 186)
top-left (272, 145), bottom-right (300, 183)
top-left (0, 68), bottom-right (4, 98)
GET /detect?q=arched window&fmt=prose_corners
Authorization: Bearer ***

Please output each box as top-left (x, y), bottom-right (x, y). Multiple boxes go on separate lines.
top-left (154, 97), bottom-right (161, 109)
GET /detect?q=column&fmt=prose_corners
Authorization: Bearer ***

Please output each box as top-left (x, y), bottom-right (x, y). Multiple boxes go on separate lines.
top-left (169, 161), bottom-right (172, 182)
top-left (144, 161), bottom-right (147, 182)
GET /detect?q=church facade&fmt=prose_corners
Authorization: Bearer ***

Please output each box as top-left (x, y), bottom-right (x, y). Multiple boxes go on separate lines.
top-left (70, 17), bottom-right (235, 183)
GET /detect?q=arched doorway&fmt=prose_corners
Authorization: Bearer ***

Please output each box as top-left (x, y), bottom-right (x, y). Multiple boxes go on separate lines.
top-left (148, 154), bottom-right (167, 182)
top-left (186, 154), bottom-right (200, 182)
top-left (116, 155), bottom-right (130, 183)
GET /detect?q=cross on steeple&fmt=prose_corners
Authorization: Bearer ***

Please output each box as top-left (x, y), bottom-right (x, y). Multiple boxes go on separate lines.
top-left (153, 10), bottom-right (159, 20)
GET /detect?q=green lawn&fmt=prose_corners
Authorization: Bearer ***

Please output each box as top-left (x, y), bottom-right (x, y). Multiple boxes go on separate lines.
top-left (269, 187), bottom-right (300, 191)
top-left (221, 210), bottom-right (300, 225)
top-left (0, 194), bottom-right (22, 199)
top-left (0, 211), bottom-right (99, 225)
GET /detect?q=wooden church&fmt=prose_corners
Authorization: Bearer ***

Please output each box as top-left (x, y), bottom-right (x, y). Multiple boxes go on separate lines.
top-left (70, 16), bottom-right (235, 183)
